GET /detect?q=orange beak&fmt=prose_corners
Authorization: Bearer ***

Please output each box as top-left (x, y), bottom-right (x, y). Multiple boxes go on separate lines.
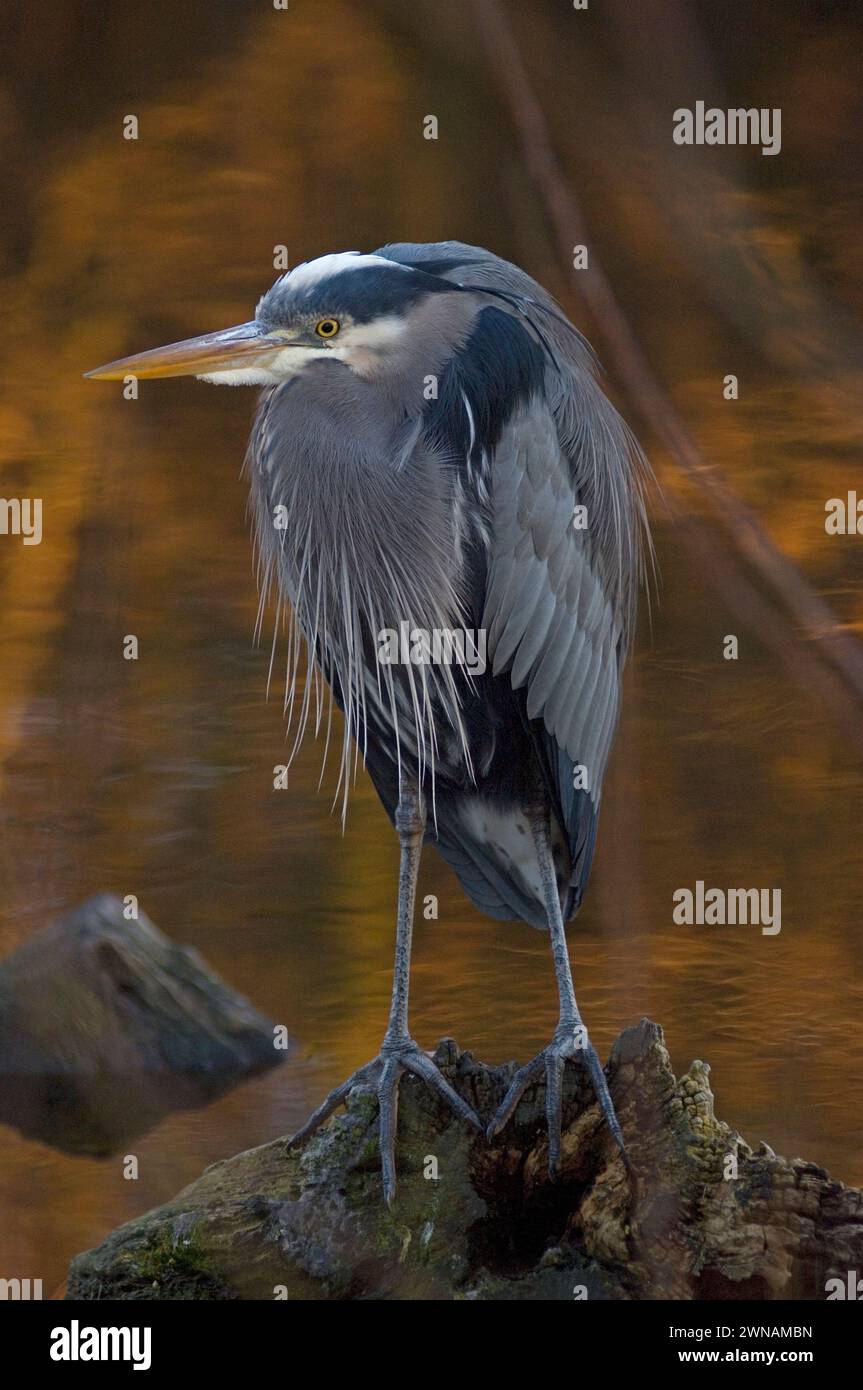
top-left (85, 321), bottom-right (289, 380)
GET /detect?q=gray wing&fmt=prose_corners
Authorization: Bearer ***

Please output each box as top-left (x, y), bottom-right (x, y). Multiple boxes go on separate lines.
top-left (482, 401), bottom-right (624, 906)
top-left (376, 241), bottom-right (646, 918)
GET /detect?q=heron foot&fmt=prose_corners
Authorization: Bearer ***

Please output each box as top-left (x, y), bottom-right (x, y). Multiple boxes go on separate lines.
top-left (286, 1039), bottom-right (483, 1206)
top-left (486, 1022), bottom-right (627, 1178)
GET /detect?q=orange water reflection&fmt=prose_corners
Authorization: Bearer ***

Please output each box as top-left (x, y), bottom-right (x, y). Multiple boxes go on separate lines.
top-left (1, 0), bottom-right (861, 1293)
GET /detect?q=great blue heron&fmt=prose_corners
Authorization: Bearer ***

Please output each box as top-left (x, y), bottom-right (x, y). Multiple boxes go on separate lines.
top-left (88, 241), bottom-right (650, 1203)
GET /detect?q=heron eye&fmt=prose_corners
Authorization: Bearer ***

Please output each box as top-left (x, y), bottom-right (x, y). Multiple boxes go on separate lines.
top-left (315, 318), bottom-right (340, 338)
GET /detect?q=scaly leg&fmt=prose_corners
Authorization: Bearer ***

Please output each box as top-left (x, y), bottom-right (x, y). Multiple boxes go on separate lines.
top-left (287, 772), bottom-right (482, 1204)
top-left (486, 800), bottom-right (626, 1176)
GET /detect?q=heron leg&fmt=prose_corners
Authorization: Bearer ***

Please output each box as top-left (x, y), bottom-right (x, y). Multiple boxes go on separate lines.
top-left (486, 801), bottom-right (626, 1176)
top-left (287, 773), bottom-right (481, 1205)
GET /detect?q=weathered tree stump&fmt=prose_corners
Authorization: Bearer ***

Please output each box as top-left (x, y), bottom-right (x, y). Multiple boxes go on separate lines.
top-left (66, 1020), bottom-right (863, 1299)
top-left (0, 893), bottom-right (283, 1155)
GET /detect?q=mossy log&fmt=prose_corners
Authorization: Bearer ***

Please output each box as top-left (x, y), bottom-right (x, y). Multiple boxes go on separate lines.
top-left (0, 893), bottom-right (283, 1155)
top-left (66, 1020), bottom-right (863, 1299)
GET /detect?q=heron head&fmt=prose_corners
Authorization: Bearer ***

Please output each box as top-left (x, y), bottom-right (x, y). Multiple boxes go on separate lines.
top-left (86, 252), bottom-right (475, 387)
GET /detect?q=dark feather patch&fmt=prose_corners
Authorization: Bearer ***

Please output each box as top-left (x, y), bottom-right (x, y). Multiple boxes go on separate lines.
top-left (258, 263), bottom-right (454, 327)
top-left (422, 306), bottom-right (546, 460)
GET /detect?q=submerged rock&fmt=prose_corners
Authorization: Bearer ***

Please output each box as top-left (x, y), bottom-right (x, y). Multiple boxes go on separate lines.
top-left (0, 893), bottom-right (283, 1155)
top-left (66, 1020), bottom-right (863, 1299)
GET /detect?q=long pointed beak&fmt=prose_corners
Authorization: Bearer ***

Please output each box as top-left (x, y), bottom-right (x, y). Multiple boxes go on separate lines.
top-left (85, 321), bottom-right (288, 380)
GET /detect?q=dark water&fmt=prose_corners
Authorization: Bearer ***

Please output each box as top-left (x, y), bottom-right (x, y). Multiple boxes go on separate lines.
top-left (1, 0), bottom-right (862, 1293)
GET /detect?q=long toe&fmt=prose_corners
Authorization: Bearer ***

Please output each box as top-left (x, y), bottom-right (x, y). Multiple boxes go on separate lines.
top-left (544, 1050), bottom-right (565, 1179)
top-left (486, 1033), bottom-right (627, 1175)
top-left (486, 1054), bottom-right (545, 1140)
top-left (377, 1057), bottom-right (405, 1207)
top-left (286, 1060), bottom-right (378, 1149)
top-left (404, 1049), bottom-right (483, 1132)
top-left (582, 1041), bottom-right (627, 1158)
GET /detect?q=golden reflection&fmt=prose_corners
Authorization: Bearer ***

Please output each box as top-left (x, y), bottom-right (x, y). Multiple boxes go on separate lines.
top-left (0, 0), bottom-right (861, 1290)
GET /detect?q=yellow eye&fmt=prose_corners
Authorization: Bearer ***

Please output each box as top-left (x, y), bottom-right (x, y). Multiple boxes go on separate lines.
top-left (315, 318), bottom-right (340, 339)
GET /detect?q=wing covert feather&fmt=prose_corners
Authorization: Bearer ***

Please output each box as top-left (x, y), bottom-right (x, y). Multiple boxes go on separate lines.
top-left (482, 405), bottom-right (624, 905)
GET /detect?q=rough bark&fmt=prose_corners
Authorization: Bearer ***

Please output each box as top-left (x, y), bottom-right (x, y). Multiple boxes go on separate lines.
top-left (0, 894), bottom-right (283, 1155)
top-left (66, 1021), bottom-right (863, 1299)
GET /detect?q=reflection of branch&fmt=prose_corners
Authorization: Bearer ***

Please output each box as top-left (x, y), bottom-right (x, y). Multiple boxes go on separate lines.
top-left (669, 508), bottom-right (863, 756)
top-left (470, 0), bottom-right (863, 718)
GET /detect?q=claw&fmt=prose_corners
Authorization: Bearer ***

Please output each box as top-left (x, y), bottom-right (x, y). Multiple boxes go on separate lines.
top-left (288, 1041), bottom-right (482, 1203)
top-left (486, 1027), bottom-right (626, 1174)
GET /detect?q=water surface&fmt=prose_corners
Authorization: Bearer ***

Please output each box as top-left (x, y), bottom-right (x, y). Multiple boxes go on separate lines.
top-left (1, 0), bottom-right (862, 1293)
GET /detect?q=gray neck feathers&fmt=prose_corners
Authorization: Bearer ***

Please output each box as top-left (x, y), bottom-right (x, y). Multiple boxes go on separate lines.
top-left (246, 297), bottom-right (481, 816)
